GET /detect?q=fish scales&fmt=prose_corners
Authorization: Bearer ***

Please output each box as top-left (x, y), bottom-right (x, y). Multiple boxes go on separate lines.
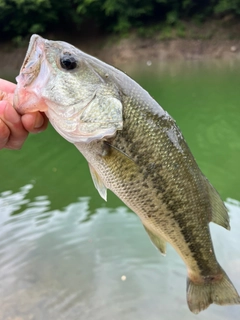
top-left (81, 89), bottom-right (220, 277)
top-left (14, 34), bottom-right (240, 314)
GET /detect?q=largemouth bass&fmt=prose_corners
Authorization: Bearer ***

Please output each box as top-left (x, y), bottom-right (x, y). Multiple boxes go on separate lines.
top-left (14, 34), bottom-right (240, 314)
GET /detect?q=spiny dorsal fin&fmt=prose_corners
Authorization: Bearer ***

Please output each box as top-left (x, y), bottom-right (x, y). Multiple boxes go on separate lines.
top-left (143, 225), bottom-right (167, 256)
top-left (88, 163), bottom-right (107, 201)
top-left (205, 179), bottom-right (230, 230)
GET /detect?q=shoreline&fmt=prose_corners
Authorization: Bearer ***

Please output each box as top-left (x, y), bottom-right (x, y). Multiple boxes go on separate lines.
top-left (1, 35), bottom-right (240, 78)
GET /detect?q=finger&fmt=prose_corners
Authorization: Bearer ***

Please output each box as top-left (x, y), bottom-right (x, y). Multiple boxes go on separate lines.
top-left (0, 79), bottom-right (16, 94)
top-left (0, 118), bottom-right (10, 149)
top-left (2, 102), bottom-right (28, 149)
top-left (0, 91), bottom-right (14, 105)
top-left (22, 112), bottom-right (49, 133)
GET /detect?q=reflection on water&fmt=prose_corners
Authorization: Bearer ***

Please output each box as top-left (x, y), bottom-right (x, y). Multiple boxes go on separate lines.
top-left (0, 60), bottom-right (240, 319)
top-left (0, 186), bottom-right (240, 320)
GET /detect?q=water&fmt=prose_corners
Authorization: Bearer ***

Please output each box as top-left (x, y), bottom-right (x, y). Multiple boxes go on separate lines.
top-left (0, 60), bottom-right (240, 320)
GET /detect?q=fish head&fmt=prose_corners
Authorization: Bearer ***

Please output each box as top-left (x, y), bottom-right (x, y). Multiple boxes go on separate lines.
top-left (15, 34), bottom-right (123, 143)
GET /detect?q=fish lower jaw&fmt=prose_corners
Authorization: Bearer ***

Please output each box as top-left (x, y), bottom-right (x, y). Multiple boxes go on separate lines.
top-left (47, 117), bottom-right (83, 144)
top-left (14, 88), bottom-right (48, 114)
top-left (47, 109), bottom-right (121, 144)
top-left (49, 118), bottom-right (114, 144)
top-left (49, 123), bottom-right (101, 144)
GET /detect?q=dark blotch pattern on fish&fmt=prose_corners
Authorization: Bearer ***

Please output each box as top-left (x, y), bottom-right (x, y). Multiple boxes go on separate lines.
top-left (108, 93), bottom-right (220, 277)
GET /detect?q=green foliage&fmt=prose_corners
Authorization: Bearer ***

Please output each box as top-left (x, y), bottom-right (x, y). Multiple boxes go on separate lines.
top-left (0, 0), bottom-right (77, 40)
top-left (175, 22), bottom-right (186, 38)
top-left (1, 0), bottom-right (240, 40)
top-left (214, 0), bottom-right (240, 15)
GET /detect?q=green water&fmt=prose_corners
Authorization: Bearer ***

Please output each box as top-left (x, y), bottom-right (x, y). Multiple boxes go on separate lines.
top-left (0, 60), bottom-right (240, 320)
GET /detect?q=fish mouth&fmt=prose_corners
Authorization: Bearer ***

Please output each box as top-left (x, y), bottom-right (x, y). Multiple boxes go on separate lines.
top-left (14, 34), bottom-right (48, 114)
top-left (17, 34), bottom-right (45, 87)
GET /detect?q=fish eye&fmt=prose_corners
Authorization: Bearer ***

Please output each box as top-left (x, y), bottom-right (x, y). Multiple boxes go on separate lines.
top-left (60, 53), bottom-right (77, 70)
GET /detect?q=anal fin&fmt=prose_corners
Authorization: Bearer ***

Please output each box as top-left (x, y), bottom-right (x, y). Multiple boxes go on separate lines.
top-left (88, 163), bottom-right (107, 201)
top-left (143, 225), bottom-right (167, 255)
top-left (205, 179), bottom-right (230, 230)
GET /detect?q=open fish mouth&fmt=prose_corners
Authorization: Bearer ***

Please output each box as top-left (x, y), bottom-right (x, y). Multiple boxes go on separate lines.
top-left (14, 35), bottom-right (49, 114)
top-left (17, 34), bottom-right (45, 87)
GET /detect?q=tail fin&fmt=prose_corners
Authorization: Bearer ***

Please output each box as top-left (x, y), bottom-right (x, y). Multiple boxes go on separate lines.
top-left (187, 270), bottom-right (240, 314)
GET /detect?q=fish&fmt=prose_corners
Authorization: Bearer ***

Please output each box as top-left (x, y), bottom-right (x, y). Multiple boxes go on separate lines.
top-left (14, 34), bottom-right (240, 314)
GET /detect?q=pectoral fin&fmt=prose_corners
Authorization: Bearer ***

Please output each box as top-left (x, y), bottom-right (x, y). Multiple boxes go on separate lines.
top-left (89, 163), bottom-right (107, 201)
top-left (143, 225), bottom-right (167, 255)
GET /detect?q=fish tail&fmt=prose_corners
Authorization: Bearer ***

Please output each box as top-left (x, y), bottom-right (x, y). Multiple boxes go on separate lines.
top-left (187, 269), bottom-right (240, 314)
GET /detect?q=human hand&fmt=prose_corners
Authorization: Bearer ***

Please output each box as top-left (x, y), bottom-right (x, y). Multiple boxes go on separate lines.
top-left (0, 79), bottom-right (48, 150)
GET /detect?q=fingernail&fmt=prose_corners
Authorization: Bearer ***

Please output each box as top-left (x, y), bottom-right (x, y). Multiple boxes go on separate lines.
top-left (4, 103), bottom-right (20, 124)
top-left (34, 113), bottom-right (44, 129)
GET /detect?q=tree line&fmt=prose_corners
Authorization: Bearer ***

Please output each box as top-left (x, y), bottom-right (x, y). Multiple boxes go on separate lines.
top-left (1, 0), bottom-right (239, 41)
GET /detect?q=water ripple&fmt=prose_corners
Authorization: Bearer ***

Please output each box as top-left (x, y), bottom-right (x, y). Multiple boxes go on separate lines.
top-left (0, 183), bottom-right (239, 319)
